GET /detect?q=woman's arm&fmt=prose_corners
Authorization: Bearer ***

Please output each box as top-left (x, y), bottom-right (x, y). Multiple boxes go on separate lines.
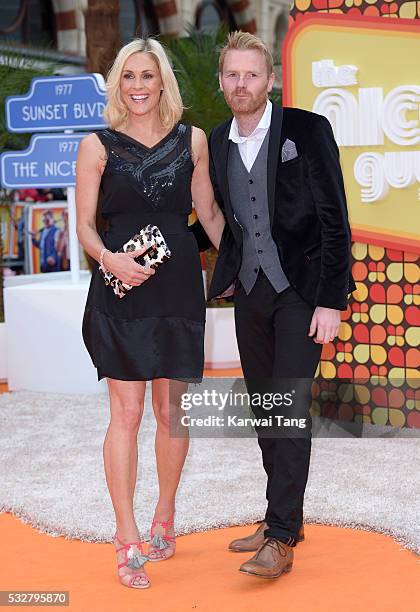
top-left (76, 133), bottom-right (154, 286)
top-left (190, 127), bottom-right (225, 250)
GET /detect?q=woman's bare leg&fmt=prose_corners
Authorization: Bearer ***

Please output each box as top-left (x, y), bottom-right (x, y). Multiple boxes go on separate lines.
top-left (103, 378), bottom-right (146, 542)
top-left (151, 378), bottom-right (189, 521)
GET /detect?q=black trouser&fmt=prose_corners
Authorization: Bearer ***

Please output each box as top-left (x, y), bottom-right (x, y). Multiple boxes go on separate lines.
top-left (234, 271), bottom-right (322, 547)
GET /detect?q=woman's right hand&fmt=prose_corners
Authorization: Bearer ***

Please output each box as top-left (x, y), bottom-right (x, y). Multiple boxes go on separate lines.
top-left (103, 248), bottom-right (156, 286)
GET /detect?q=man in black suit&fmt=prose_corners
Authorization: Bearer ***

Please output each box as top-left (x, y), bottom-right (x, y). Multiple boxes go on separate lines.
top-left (207, 32), bottom-right (356, 579)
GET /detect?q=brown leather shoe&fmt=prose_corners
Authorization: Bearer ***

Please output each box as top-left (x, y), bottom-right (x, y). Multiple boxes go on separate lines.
top-left (239, 538), bottom-right (293, 579)
top-left (228, 522), bottom-right (304, 552)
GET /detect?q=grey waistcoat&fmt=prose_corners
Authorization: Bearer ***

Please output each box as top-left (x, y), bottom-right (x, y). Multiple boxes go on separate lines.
top-left (227, 133), bottom-right (290, 295)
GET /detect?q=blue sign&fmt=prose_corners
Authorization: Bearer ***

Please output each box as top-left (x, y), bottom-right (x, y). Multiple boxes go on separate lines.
top-left (0, 133), bottom-right (86, 188)
top-left (6, 74), bottom-right (107, 133)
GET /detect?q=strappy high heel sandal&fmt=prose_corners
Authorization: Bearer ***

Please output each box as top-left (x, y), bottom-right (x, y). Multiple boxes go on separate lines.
top-left (148, 516), bottom-right (176, 562)
top-left (113, 533), bottom-right (150, 588)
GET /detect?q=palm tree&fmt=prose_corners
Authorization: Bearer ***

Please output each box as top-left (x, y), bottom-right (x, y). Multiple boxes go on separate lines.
top-left (85, 0), bottom-right (120, 76)
top-left (0, 46), bottom-right (53, 152)
top-left (167, 25), bottom-right (231, 136)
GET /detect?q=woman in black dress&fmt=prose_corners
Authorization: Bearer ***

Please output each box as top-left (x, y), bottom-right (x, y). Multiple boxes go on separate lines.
top-left (76, 38), bottom-right (225, 589)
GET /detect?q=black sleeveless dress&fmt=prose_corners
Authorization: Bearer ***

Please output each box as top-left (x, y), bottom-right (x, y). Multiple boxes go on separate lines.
top-left (82, 123), bottom-right (206, 382)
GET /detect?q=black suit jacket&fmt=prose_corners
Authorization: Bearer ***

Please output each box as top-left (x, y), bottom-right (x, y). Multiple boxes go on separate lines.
top-left (207, 103), bottom-right (356, 310)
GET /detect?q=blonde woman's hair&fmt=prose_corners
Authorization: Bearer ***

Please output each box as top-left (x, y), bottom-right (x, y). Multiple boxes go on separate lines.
top-left (103, 38), bottom-right (184, 130)
top-left (219, 31), bottom-right (274, 76)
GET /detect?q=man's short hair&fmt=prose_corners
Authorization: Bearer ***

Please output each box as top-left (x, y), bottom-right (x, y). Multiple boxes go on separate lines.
top-left (219, 31), bottom-right (274, 76)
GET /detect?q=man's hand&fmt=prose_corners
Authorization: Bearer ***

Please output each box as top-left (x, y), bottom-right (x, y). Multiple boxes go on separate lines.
top-left (308, 306), bottom-right (341, 344)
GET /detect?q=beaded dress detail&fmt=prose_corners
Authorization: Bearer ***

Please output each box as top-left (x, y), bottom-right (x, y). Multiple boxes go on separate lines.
top-left (82, 123), bottom-right (205, 382)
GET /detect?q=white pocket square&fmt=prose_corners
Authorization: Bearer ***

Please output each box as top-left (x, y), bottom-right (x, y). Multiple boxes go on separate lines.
top-left (281, 138), bottom-right (298, 162)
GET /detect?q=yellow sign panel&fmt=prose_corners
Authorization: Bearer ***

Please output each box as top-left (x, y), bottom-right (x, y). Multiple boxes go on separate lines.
top-left (283, 15), bottom-right (420, 253)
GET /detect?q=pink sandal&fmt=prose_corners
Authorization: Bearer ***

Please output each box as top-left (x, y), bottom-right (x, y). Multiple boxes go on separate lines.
top-left (113, 533), bottom-right (150, 589)
top-left (148, 516), bottom-right (176, 562)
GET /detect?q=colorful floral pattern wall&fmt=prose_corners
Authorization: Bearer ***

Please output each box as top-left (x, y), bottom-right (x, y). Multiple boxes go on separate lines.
top-left (289, 1), bottom-right (420, 428)
top-left (290, 0), bottom-right (420, 20)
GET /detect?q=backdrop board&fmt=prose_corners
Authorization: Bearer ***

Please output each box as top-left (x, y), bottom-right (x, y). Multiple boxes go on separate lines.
top-left (283, 10), bottom-right (420, 428)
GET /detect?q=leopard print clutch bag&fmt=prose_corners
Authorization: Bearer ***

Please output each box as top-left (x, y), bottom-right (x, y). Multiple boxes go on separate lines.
top-left (99, 224), bottom-right (171, 299)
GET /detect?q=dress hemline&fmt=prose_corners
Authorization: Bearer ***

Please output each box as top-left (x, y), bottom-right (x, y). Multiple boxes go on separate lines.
top-left (96, 369), bottom-right (203, 384)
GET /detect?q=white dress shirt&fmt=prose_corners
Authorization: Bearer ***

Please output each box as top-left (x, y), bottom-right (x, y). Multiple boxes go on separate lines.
top-left (228, 100), bottom-right (272, 172)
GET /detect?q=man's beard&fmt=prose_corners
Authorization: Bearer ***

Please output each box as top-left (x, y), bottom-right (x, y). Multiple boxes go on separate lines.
top-left (226, 90), bottom-right (267, 115)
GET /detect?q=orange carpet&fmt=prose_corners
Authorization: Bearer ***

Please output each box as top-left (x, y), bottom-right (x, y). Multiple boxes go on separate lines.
top-left (204, 367), bottom-right (243, 377)
top-left (0, 513), bottom-right (418, 612)
top-left (1, 380), bottom-right (418, 611)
